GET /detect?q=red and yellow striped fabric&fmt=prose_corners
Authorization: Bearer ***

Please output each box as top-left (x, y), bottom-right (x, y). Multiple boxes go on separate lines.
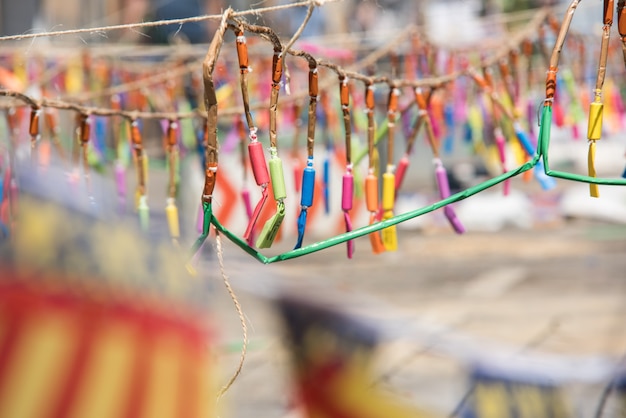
top-left (0, 277), bottom-right (215, 418)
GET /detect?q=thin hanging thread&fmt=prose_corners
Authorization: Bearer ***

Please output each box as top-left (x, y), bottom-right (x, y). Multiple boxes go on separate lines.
top-left (215, 231), bottom-right (249, 400)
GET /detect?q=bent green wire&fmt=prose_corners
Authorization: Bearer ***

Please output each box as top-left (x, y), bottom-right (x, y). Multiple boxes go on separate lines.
top-left (191, 103), bottom-right (626, 266)
top-left (195, 108), bottom-right (626, 265)
top-left (539, 104), bottom-right (626, 186)
top-left (207, 155), bottom-right (538, 264)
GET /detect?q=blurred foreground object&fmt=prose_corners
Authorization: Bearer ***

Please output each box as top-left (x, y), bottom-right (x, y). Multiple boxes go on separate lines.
top-left (276, 292), bottom-right (626, 418)
top-left (460, 366), bottom-right (570, 418)
top-left (0, 162), bottom-right (216, 418)
top-left (277, 295), bottom-right (439, 418)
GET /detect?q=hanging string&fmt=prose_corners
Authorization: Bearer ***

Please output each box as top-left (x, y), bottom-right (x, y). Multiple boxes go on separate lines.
top-left (214, 231), bottom-right (249, 400)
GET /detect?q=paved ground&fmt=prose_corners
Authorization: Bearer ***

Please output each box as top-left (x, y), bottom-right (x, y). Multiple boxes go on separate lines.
top-left (203, 220), bottom-right (626, 417)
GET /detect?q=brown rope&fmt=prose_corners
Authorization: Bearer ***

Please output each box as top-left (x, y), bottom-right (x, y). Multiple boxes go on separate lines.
top-left (214, 231), bottom-right (249, 400)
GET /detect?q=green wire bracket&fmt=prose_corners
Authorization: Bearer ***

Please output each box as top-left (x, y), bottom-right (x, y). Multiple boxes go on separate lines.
top-left (539, 105), bottom-right (626, 186)
top-left (201, 156), bottom-right (537, 265)
top-left (189, 102), bottom-right (626, 265)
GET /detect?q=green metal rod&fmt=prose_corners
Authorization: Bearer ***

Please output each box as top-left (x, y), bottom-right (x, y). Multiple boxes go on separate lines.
top-left (193, 105), bottom-right (626, 266)
top-left (208, 156), bottom-right (538, 264)
top-left (212, 215), bottom-right (270, 263)
top-left (539, 105), bottom-right (626, 185)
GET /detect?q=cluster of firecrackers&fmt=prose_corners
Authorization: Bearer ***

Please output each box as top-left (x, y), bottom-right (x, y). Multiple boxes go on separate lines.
top-left (1, 1), bottom-right (626, 264)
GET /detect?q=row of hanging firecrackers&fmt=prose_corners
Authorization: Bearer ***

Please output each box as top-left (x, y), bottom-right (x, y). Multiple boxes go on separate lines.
top-left (6, 7), bottom-right (624, 245)
top-left (1, 56), bottom-right (193, 228)
top-left (293, 58), bottom-right (318, 250)
top-left (217, 3), bottom-right (616, 253)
